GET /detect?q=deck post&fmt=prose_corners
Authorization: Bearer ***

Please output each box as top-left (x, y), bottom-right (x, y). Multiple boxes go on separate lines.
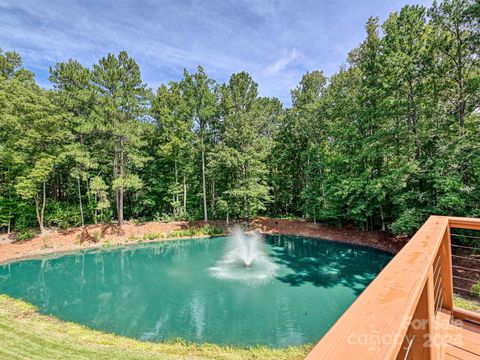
top-left (440, 224), bottom-right (453, 311)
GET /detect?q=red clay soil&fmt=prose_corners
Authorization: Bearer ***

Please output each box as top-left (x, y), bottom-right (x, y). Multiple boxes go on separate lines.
top-left (251, 217), bottom-right (407, 254)
top-left (0, 217), bottom-right (406, 264)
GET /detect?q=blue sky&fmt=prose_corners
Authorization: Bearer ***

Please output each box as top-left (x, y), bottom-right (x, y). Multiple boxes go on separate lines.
top-left (0, 0), bottom-right (432, 105)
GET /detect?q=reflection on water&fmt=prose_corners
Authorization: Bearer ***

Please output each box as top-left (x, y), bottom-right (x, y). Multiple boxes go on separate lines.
top-left (0, 235), bottom-right (391, 347)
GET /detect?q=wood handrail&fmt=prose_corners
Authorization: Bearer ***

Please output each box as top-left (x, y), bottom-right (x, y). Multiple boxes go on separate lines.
top-left (448, 216), bottom-right (480, 230)
top-left (305, 216), bottom-right (451, 360)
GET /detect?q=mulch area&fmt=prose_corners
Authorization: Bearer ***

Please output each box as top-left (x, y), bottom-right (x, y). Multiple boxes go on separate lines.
top-left (251, 217), bottom-right (407, 254)
top-left (0, 221), bottom-right (215, 264)
top-left (0, 217), bottom-right (407, 264)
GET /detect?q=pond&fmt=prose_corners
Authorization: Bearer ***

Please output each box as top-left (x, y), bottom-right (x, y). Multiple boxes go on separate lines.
top-left (0, 235), bottom-right (392, 347)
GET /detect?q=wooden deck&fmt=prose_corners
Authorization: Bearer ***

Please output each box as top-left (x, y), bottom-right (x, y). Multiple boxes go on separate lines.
top-left (445, 320), bottom-right (480, 360)
top-left (304, 216), bottom-right (480, 360)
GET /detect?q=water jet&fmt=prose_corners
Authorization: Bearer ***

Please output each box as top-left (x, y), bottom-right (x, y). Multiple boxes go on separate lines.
top-left (209, 226), bottom-right (278, 284)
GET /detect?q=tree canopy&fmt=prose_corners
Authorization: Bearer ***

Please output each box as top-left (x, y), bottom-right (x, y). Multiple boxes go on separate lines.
top-left (1, 0), bottom-right (479, 235)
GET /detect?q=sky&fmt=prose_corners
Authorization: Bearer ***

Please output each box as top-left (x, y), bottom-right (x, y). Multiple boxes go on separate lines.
top-left (0, 0), bottom-right (432, 106)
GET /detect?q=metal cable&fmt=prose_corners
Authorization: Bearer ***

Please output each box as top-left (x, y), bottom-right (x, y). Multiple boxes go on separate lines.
top-left (453, 275), bottom-right (480, 283)
top-left (453, 286), bottom-right (476, 293)
top-left (435, 295), bottom-right (444, 319)
top-left (452, 265), bottom-right (480, 273)
top-left (403, 334), bottom-right (416, 360)
top-left (451, 233), bottom-right (480, 240)
top-left (451, 254), bottom-right (480, 261)
top-left (451, 244), bottom-right (480, 251)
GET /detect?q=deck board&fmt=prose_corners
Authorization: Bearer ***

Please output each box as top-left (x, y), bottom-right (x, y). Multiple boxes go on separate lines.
top-left (445, 318), bottom-right (480, 360)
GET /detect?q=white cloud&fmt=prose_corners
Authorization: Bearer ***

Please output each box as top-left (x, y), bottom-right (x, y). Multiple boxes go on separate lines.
top-left (264, 49), bottom-right (299, 75)
top-left (0, 0), bottom-right (434, 106)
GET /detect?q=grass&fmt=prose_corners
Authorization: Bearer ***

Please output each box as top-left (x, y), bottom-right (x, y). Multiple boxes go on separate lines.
top-left (165, 224), bottom-right (224, 238)
top-left (138, 225), bottom-right (225, 242)
top-left (453, 295), bottom-right (480, 312)
top-left (0, 295), bottom-right (310, 360)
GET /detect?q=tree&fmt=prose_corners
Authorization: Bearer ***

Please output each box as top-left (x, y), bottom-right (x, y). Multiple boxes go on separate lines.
top-left (211, 72), bottom-right (279, 218)
top-left (91, 51), bottom-right (148, 227)
top-left (429, 0), bottom-right (479, 132)
top-left (8, 88), bottom-right (68, 233)
top-left (180, 66), bottom-right (218, 221)
top-left (88, 176), bottom-right (110, 224)
top-left (151, 82), bottom-right (193, 218)
top-left (50, 59), bottom-right (97, 227)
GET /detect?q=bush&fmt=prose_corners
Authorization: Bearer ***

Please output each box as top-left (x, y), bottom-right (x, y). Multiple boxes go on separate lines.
top-left (17, 230), bottom-right (34, 241)
top-left (166, 225), bottom-right (224, 239)
top-left (45, 202), bottom-right (82, 229)
top-left (202, 224), bottom-right (224, 236)
top-left (390, 209), bottom-right (425, 236)
top-left (471, 281), bottom-right (480, 299)
top-left (142, 232), bottom-right (161, 241)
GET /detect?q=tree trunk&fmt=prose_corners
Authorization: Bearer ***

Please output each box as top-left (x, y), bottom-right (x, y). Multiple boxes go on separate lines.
top-left (183, 175), bottom-right (187, 212)
top-left (242, 162), bottom-right (248, 215)
top-left (35, 182), bottom-right (46, 234)
top-left (459, 100), bottom-right (465, 133)
top-left (380, 205), bottom-right (386, 232)
top-left (118, 144), bottom-right (124, 227)
top-left (114, 151), bottom-right (119, 224)
top-left (201, 149), bottom-right (208, 221)
top-left (455, 26), bottom-right (465, 134)
top-left (77, 177), bottom-right (84, 228)
top-left (174, 161), bottom-right (179, 203)
top-left (114, 142), bottom-right (124, 228)
top-left (211, 180), bottom-right (216, 212)
top-left (94, 193), bottom-right (98, 225)
top-left (408, 80), bottom-right (420, 158)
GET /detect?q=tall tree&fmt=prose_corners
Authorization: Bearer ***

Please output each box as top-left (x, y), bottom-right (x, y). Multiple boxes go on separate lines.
top-left (91, 51), bottom-right (148, 227)
top-left (151, 82), bottom-right (193, 218)
top-left (211, 72), bottom-right (279, 218)
top-left (180, 66), bottom-right (217, 221)
top-left (429, 0), bottom-right (479, 132)
top-left (50, 59), bottom-right (97, 227)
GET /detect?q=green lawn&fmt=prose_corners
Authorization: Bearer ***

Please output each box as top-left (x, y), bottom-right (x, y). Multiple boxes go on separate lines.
top-left (453, 295), bottom-right (480, 312)
top-left (0, 295), bottom-right (309, 360)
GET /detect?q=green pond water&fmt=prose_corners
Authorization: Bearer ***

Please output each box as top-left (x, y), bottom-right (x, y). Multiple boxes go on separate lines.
top-left (0, 235), bottom-right (391, 347)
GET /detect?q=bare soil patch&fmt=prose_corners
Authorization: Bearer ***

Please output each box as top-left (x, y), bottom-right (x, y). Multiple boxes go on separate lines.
top-left (0, 217), bottom-right (405, 264)
top-left (251, 217), bottom-right (406, 254)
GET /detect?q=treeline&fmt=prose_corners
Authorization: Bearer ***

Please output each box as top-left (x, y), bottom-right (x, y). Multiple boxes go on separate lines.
top-left (0, 0), bottom-right (479, 236)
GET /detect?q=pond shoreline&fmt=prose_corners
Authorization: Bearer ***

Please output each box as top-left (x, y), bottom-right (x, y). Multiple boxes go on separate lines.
top-left (0, 217), bottom-right (406, 264)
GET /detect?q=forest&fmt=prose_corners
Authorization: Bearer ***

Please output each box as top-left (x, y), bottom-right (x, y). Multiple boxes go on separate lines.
top-left (0, 0), bottom-right (479, 237)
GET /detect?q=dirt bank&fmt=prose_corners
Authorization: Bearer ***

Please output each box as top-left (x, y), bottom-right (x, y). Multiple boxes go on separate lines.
top-left (251, 217), bottom-right (406, 254)
top-left (0, 218), bottom-right (406, 264)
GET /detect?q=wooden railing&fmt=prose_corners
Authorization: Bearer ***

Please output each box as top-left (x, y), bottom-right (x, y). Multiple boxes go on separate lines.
top-left (305, 216), bottom-right (480, 360)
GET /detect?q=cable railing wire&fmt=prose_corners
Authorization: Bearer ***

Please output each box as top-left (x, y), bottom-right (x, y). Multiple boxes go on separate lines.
top-left (452, 275), bottom-right (480, 283)
top-left (402, 334), bottom-right (416, 360)
top-left (451, 233), bottom-right (480, 240)
top-left (435, 294), bottom-right (444, 319)
top-left (452, 265), bottom-right (480, 273)
top-left (453, 286), bottom-right (476, 294)
top-left (451, 244), bottom-right (480, 251)
top-left (451, 254), bottom-right (480, 261)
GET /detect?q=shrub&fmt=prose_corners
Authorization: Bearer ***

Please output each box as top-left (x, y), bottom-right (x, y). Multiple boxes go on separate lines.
top-left (165, 225), bottom-right (224, 239)
top-left (45, 202), bottom-right (82, 230)
top-left (143, 232), bottom-right (161, 241)
top-left (17, 229), bottom-right (34, 241)
top-left (471, 281), bottom-right (480, 299)
top-left (390, 209), bottom-right (425, 236)
top-left (202, 224), bottom-right (224, 236)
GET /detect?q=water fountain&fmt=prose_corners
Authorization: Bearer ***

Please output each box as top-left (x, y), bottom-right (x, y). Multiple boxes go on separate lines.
top-left (209, 226), bottom-right (278, 284)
